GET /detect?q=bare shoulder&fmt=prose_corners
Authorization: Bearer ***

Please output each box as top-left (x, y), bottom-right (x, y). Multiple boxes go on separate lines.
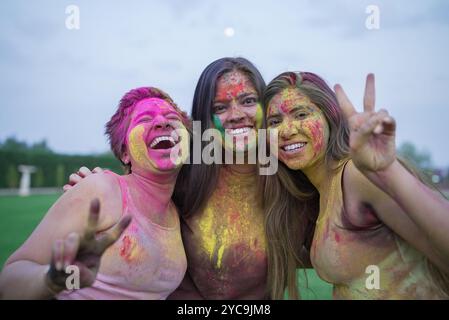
top-left (62, 172), bottom-right (124, 228)
top-left (343, 160), bottom-right (383, 202)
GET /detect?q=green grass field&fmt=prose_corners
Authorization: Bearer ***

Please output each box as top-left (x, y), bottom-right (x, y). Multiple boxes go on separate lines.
top-left (0, 194), bottom-right (333, 299)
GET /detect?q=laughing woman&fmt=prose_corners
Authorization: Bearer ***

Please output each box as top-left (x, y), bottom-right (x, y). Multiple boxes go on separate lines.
top-left (0, 87), bottom-right (190, 299)
top-left (262, 72), bottom-right (449, 299)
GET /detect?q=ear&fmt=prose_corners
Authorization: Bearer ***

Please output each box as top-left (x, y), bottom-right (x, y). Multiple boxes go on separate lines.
top-left (121, 151), bottom-right (130, 165)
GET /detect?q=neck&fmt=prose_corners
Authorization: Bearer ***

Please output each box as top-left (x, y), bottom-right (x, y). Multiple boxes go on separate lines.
top-left (302, 158), bottom-right (336, 195)
top-left (127, 169), bottom-right (178, 209)
top-left (223, 148), bottom-right (257, 174)
top-left (225, 163), bottom-right (257, 174)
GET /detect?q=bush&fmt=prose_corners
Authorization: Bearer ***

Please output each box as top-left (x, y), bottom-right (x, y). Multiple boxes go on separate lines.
top-left (6, 165), bottom-right (19, 188)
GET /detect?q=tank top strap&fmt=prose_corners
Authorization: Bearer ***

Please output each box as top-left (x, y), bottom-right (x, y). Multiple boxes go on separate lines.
top-left (103, 170), bottom-right (129, 216)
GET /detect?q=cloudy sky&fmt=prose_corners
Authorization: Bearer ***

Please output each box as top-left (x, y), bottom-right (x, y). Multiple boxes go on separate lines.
top-left (1, 0), bottom-right (448, 167)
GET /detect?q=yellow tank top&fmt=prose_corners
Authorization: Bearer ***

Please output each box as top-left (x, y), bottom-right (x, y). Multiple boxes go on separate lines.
top-left (310, 160), bottom-right (446, 299)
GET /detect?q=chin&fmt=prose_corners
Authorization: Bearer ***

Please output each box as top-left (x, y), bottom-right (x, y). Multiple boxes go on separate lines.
top-left (280, 157), bottom-right (307, 171)
top-left (153, 159), bottom-right (182, 172)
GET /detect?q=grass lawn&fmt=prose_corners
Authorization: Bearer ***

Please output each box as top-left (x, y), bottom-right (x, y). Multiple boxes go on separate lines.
top-left (0, 194), bottom-right (60, 267)
top-left (0, 194), bottom-right (333, 299)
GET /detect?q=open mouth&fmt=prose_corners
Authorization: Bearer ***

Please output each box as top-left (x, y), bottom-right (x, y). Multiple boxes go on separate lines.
top-left (281, 142), bottom-right (307, 153)
top-left (149, 135), bottom-right (180, 150)
top-left (226, 126), bottom-right (254, 136)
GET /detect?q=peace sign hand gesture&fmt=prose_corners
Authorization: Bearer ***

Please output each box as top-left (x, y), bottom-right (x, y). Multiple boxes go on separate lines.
top-left (45, 199), bottom-right (132, 294)
top-left (334, 74), bottom-right (397, 173)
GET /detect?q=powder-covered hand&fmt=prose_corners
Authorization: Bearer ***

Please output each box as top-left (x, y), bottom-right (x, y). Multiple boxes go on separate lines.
top-left (45, 198), bottom-right (131, 293)
top-left (334, 74), bottom-right (397, 173)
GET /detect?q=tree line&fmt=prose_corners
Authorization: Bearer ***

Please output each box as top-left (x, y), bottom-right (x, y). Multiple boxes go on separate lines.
top-left (0, 136), bottom-right (448, 190)
top-left (0, 137), bottom-right (123, 188)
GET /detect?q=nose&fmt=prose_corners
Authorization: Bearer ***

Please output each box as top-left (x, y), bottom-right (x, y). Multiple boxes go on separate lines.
top-left (228, 101), bottom-right (245, 124)
top-left (279, 121), bottom-right (299, 140)
top-left (153, 115), bottom-right (172, 130)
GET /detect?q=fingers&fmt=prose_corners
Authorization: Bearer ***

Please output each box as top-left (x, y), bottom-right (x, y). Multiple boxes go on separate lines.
top-left (374, 111), bottom-right (396, 136)
top-left (84, 199), bottom-right (101, 241)
top-left (68, 173), bottom-right (82, 186)
top-left (334, 84), bottom-right (356, 120)
top-left (67, 167), bottom-right (92, 186)
top-left (78, 166), bottom-right (93, 178)
top-left (92, 167), bottom-right (104, 174)
top-left (364, 73), bottom-right (376, 113)
top-left (63, 232), bottom-right (80, 269)
top-left (66, 167), bottom-right (98, 189)
top-left (51, 239), bottom-right (65, 272)
top-left (96, 215), bottom-right (132, 252)
top-left (354, 110), bottom-right (393, 145)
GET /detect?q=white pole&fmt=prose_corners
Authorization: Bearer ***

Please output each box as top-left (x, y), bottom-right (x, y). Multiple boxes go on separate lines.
top-left (18, 165), bottom-right (36, 197)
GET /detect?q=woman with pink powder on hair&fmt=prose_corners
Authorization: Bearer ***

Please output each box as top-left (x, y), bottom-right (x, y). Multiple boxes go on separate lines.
top-left (0, 87), bottom-right (190, 299)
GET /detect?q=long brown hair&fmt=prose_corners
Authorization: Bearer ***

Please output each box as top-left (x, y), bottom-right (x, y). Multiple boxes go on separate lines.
top-left (262, 71), bottom-right (449, 298)
top-left (173, 57), bottom-right (266, 217)
top-left (258, 162), bottom-right (318, 299)
top-left (261, 72), bottom-right (350, 299)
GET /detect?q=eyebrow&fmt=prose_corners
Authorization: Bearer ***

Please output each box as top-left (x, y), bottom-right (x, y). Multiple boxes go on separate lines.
top-left (267, 105), bottom-right (312, 118)
top-left (134, 110), bottom-right (180, 120)
top-left (214, 91), bottom-right (258, 103)
top-left (134, 111), bottom-right (153, 119)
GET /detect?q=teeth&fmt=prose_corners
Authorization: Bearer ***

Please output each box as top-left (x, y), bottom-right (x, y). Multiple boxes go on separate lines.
top-left (283, 143), bottom-right (306, 151)
top-left (150, 135), bottom-right (176, 148)
top-left (228, 127), bottom-right (251, 135)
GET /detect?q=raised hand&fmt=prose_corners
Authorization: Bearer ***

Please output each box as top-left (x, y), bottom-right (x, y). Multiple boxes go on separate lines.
top-left (334, 74), bottom-right (397, 172)
top-left (45, 198), bottom-right (131, 293)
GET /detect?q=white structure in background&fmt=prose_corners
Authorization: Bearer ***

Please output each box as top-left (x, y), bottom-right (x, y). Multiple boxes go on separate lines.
top-left (18, 165), bottom-right (36, 197)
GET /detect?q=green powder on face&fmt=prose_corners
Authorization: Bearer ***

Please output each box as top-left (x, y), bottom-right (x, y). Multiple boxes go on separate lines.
top-left (213, 115), bottom-right (225, 135)
top-left (255, 104), bottom-right (263, 129)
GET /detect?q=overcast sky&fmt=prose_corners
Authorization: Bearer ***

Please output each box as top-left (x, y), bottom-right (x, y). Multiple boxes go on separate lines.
top-left (1, 0), bottom-right (448, 167)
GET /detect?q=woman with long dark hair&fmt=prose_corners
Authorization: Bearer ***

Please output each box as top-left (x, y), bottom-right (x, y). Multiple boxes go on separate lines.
top-left (169, 57), bottom-right (270, 299)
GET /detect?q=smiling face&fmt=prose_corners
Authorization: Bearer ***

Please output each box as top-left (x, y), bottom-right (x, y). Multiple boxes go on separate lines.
top-left (266, 87), bottom-right (330, 170)
top-left (212, 70), bottom-right (263, 153)
top-left (124, 98), bottom-right (188, 174)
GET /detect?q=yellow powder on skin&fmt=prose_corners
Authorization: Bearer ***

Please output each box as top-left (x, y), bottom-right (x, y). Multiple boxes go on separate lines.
top-left (128, 125), bottom-right (157, 171)
top-left (197, 169), bottom-right (265, 270)
top-left (198, 207), bottom-right (217, 261)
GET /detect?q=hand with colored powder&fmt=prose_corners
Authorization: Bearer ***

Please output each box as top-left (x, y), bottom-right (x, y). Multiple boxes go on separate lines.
top-left (45, 198), bottom-right (131, 294)
top-left (334, 73), bottom-right (397, 173)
